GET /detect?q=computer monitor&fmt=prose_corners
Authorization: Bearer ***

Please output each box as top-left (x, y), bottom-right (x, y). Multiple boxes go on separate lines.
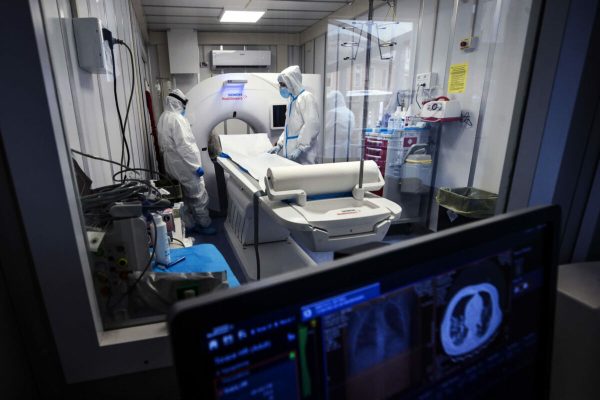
top-left (271, 104), bottom-right (287, 129)
top-left (169, 206), bottom-right (559, 400)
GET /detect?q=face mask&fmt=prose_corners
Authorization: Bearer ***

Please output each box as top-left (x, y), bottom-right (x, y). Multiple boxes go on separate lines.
top-left (181, 108), bottom-right (186, 116)
top-left (279, 87), bottom-right (291, 99)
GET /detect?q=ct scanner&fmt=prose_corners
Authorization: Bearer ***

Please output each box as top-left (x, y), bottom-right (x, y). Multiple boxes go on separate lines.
top-left (185, 73), bottom-right (322, 212)
top-left (183, 73), bottom-right (402, 280)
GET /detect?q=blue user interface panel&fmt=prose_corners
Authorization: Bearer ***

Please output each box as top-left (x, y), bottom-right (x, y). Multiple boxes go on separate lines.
top-left (201, 226), bottom-right (548, 399)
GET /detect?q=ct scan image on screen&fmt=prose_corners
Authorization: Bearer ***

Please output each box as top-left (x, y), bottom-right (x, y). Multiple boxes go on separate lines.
top-left (200, 229), bottom-right (546, 400)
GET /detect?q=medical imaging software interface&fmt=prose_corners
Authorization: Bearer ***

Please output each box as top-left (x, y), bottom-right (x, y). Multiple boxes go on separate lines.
top-left (201, 227), bottom-right (547, 399)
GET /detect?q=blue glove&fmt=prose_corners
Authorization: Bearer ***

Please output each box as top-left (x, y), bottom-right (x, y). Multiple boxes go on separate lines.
top-left (195, 167), bottom-right (205, 177)
top-left (289, 148), bottom-right (302, 161)
top-left (268, 145), bottom-right (281, 154)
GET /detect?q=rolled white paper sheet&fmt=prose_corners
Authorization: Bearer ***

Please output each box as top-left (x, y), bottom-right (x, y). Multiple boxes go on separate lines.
top-left (266, 161), bottom-right (382, 195)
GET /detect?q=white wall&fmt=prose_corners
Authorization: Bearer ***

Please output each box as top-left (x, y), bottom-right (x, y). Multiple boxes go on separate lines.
top-left (423, 0), bottom-right (533, 195)
top-left (471, 0), bottom-right (533, 192)
top-left (40, 0), bottom-right (153, 188)
top-left (148, 31), bottom-right (301, 82)
top-left (303, 40), bottom-right (315, 73)
top-left (147, 30), bottom-right (303, 111)
top-left (147, 30), bottom-right (307, 138)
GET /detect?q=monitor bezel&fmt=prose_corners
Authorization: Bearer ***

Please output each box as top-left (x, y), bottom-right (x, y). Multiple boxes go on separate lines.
top-left (270, 103), bottom-right (287, 130)
top-left (169, 205), bottom-right (560, 399)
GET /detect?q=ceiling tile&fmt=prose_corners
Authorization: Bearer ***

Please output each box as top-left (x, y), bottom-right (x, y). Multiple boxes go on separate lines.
top-left (143, 0), bottom-right (348, 12)
top-left (147, 22), bottom-right (306, 33)
top-left (143, 6), bottom-right (222, 17)
top-left (146, 15), bottom-right (314, 27)
top-left (264, 9), bottom-right (329, 20)
top-left (144, 0), bottom-right (350, 33)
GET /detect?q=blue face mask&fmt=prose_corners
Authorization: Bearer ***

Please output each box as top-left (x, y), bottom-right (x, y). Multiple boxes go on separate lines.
top-left (279, 87), bottom-right (291, 99)
top-left (181, 108), bottom-right (186, 116)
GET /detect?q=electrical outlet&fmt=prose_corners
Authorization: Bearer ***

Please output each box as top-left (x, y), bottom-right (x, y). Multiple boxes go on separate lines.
top-left (459, 36), bottom-right (478, 51)
top-left (416, 72), bottom-right (437, 89)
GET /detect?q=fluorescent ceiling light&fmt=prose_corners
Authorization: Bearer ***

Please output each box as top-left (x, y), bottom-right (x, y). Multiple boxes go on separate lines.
top-left (220, 10), bottom-right (265, 23)
top-left (346, 90), bottom-right (393, 97)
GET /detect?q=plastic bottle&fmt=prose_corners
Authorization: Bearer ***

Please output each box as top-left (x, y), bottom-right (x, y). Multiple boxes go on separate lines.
top-left (382, 112), bottom-right (391, 128)
top-left (153, 213), bottom-right (171, 266)
top-left (388, 115), bottom-right (397, 134)
top-left (404, 104), bottom-right (416, 128)
top-left (390, 106), bottom-right (403, 133)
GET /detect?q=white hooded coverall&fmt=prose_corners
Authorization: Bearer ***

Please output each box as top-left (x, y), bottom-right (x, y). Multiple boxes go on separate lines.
top-left (276, 66), bottom-right (321, 164)
top-left (325, 90), bottom-right (357, 161)
top-left (157, 89), bottom-right (211, 228)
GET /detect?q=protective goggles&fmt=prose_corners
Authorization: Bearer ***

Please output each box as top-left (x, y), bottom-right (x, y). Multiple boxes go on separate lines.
top-left (168, 92), bottom-right (188, 107)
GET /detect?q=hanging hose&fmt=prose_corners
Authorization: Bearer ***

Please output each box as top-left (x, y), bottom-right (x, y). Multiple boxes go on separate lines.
top-left (359, 0), bottom-right (375, 189)
top-left (253, 191), bottom-right (265, 281)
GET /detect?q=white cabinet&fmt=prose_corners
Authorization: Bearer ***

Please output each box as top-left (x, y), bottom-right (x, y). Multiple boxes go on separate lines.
top-left (167, 29), bottom-right (199, 74)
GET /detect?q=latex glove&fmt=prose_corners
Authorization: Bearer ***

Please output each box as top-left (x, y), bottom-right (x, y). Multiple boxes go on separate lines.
top-left (289, 148), bottom-right (302, 161)
top-left (268, 145), bottom-right (281, 154)
top-left (195, 167), bottom-right (205, 177)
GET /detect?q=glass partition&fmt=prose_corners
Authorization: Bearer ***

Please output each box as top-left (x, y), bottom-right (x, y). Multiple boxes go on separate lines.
top-left (323, 0), bottom-right (535, 231)
top-left (91, 0), bottom-right (537, 330)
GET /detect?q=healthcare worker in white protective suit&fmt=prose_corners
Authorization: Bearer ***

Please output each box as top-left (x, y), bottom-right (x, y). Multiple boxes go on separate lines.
top-left (157, 89), bottom-right (216, 235)
top-left (325, 90), bottom-right (357, 162)
top-left (268, 66), bottom-right (321, 164)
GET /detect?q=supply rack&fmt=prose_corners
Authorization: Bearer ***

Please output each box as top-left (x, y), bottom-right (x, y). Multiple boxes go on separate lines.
top-left (362, 121), bottom-right (442, 227)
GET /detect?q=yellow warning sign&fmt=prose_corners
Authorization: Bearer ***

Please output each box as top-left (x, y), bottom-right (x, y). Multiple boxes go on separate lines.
top-left (448, 63), bottom-right (469, 94)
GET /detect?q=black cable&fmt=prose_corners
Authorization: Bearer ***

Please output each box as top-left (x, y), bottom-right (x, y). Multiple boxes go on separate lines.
top-left (415, 85), bottom-right (423, 109)
top-left (113, 168), bottom-right (174, 185)
top-left (71, 148), bottom-right (174, 184)
top-left (171, 237), bottom-right (185, 247)
top-left (117, 41), bottom-right (136, 166)
top-left (71, 149), bottom-right (175, 229)
top-left (71, 148), bottom-right (124, 170)
top-left (118, 178), bottom-right (163, 198)
top-left (108, 217), bottom-right (157, 312)
top-left (81, 183), bottom-right (140, 203)
top-left (109, 45), bottom-right (130, 174)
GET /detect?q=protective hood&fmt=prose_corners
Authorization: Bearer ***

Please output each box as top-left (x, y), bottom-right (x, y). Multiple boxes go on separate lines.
top-left (164, 88), bottom-right (188, 113)
top-left (277, 65), bottom-right (304, 97)
top-left (327, 90), bottom-right (347, 109)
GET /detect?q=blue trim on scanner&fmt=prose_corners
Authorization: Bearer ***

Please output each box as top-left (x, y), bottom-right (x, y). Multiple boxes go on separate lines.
top-left (218, 152), bottom-right (248, 174)
top-left (307, 192), bottom-right (352, 201)
top-left (282, 192), bottom-right (353, 205)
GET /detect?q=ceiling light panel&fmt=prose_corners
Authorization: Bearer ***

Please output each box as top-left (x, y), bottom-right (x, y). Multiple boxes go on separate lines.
top-left (220, 10), bottom-right (265, 23)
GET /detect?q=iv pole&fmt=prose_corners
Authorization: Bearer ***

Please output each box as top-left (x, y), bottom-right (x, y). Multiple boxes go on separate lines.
top-left (359, 0), bottom-right (374, 189)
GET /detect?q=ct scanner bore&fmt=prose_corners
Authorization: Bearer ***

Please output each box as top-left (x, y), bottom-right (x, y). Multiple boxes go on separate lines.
top-left (183, 73), bottom-right (322, 212)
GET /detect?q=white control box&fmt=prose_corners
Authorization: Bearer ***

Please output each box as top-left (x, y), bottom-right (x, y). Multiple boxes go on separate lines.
top-left (416, 72), bottom-right (437, 89)
top-left (73, 18), bottom-right (110, 74)
top-left (167, 29), bottom-right (201, 74)
top-left (420, 99), bottom-right (461, 121)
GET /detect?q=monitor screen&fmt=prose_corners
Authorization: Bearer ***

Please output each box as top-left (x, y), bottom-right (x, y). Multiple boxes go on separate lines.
top-left (271, 104), bottom-right (287, 129)
top-left (170, 207), bottom-right (558, 400)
